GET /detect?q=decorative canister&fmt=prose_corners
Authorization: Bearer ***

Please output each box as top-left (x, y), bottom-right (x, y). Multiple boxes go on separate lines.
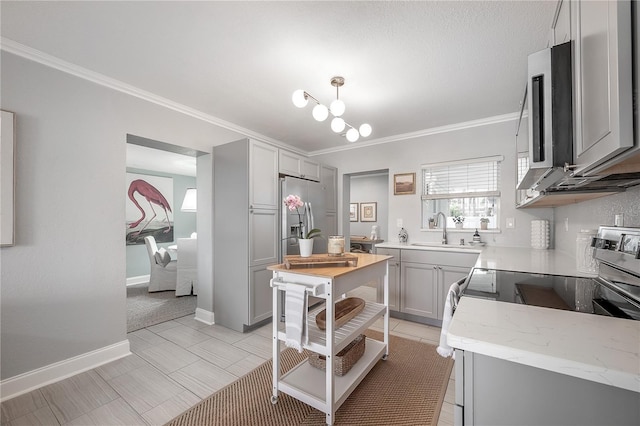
top-left (576, 229), bottom-right (598, 273)
top-left (328, 235), bottom-right (345, 256)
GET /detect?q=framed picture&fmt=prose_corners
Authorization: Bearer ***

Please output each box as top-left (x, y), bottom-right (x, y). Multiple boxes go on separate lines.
top-left (1, 110), bottom-right (15, 246)
top-left (394, 172), bottom-right (416, 195)
top-left (349, 203), bottom-right (359, 222)
top-left (126, 173), bottom-right (174, 245)
top-left (360, 202), bottom-right (377, 222)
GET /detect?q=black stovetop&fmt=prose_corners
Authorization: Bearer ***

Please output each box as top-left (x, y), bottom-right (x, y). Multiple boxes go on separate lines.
top-left (462, 268), bottom-right (640, 321)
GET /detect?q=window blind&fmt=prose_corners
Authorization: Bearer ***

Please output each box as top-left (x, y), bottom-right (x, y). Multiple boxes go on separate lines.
top-left (422, 156), bottom-right (501, 200)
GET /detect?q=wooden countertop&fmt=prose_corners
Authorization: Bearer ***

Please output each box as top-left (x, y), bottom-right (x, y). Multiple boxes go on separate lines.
top-left (268, 252), bottom-right (391, 279)
top-left (350, 236), bottom-right (384, 244)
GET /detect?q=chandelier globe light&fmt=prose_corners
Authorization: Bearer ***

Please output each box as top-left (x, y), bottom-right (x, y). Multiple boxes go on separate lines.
top-left (292, 89), bottom-right (308, 108)
top-left (292, 76), bottom-right (371, 142)
top-left (331, 117), bottom-right (346, 133)
top-left (359, 123), bottom-right (372, 138)
top-left (312, 104), bottom-right (329, 121)
top-left (346, 128), bottom-right (360, 142)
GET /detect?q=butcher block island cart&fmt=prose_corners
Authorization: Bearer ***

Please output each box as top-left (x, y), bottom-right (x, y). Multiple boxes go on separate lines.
top-left (268, 253), bottom-right (391, 425)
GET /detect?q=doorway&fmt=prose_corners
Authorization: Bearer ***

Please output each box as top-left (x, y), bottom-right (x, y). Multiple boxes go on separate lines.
top-left (125, 134), bottom-right (205, 331)
top-left (347, 170), bottom-right (390, 247)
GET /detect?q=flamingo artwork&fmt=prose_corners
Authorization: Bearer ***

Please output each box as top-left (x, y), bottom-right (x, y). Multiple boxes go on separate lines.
top-left (127, 179), bottom-right (173, 236)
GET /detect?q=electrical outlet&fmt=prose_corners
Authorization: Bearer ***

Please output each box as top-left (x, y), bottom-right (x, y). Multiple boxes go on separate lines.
top-left (506, 217), bottom-right (515, 229)
top-left (397, 219), bottom-right (403, 228)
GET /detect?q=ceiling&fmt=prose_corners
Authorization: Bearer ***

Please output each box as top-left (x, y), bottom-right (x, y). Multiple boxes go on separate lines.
top-left (1, 1), bottom-right (555, 155)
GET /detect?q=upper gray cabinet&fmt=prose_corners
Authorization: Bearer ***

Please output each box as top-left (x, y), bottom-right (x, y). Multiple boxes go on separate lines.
top-left (250, 141), bottom-right (279, 209)
top-left (279, 149), bottom-right (320, 181)
top-left (571, 0), bottom-right (634, 175)
top-left (320, 164), bottom-right (337, 213)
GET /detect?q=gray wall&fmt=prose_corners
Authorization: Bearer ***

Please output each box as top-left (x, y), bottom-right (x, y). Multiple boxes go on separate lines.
top-left (0, 52), bottom-right (240, 380)
top-left (350, 173), bottom-right (389, 241)
top-left (125, 169), bottom-right (196, 278)
top-left (315, 120), bottom-right (556, 248)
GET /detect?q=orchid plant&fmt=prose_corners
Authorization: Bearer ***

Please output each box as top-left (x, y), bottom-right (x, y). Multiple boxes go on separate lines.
top-left (283, 194), bottom-right (321, 239)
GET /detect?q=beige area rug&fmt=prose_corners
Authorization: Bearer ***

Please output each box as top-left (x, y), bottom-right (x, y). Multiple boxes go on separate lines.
top-left (165, 330), bottom-right (454, 426)
top-left (126, 284), bottom-right (196, 332)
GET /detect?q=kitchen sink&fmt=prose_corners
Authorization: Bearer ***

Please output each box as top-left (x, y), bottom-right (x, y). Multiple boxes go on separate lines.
top-left (410, 242), bottom-right (479, 250)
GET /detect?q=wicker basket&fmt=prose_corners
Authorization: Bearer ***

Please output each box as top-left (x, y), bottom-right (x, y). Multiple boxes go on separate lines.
top-left (308, 334), bottom-right (366, 376)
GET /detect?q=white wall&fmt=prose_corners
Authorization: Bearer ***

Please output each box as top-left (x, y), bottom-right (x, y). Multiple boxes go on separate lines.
top-left (553, 186), bottom-right (640, 254)
top-left (315, 120), bottom-right (555, 248)
top-left (0, 52), bottom-right (241, 380)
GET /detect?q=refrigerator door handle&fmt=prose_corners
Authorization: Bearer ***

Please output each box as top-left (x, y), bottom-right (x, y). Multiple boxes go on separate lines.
top-left (307, 202), bottom-right (315, 231)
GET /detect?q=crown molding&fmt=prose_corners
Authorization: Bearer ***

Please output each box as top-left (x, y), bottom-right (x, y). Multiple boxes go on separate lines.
top-left (2, 37), bottom-right (520, 158)
top-left (0, 37), bottom-right (305, 151)
top-left (308, 111), bottom-right (521, 156)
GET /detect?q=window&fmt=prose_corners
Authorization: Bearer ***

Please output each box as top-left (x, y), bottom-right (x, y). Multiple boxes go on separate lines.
top-left (421, 156), bottom-right (502, 230)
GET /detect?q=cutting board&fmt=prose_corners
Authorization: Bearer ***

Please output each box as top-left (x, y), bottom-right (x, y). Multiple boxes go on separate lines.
top-left (315, 297), bottom-right (366, 330)
top-left (284, 253), bottom-right (359, 269)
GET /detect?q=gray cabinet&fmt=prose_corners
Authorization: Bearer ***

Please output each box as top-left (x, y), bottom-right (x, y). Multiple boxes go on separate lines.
top-left (455, 349), bottom-right (639, 426)
top-left (320, 164), bottom-right (337, 212)
top-left (214, 138), bottom-right (279, 332)
top-left (571, 0), bottom-right (634, 175)
top-left (279, 150), bottom-right (320, 182)
top-left (320, 164), bottom-right (338, 237)
top-left (376, 248), bottom-right (400, 312)
top-left (377, 248), bottom-right (477, 326)
top-left (250, 141), bottom-right (279, 209)
top-left (249, 266), bottom-right (273, 325)
top-left (401, 261), bottom-right (438, 318)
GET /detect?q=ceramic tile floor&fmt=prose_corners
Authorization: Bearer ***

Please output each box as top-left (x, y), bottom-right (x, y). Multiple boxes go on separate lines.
top-left (1, 286), bottom-right (455, 425)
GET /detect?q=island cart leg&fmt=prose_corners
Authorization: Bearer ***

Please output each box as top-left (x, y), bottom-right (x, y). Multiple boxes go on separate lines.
top-left (325, 281), bottom-right (335, 425)
top-left (382, 262), bottom-right (389, 360)
top-left (271, 275), bottom-right (281, 404)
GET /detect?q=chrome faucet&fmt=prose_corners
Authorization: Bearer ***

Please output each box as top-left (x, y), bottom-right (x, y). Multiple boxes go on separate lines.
top-left (436, 212), bottom-right (448, 244)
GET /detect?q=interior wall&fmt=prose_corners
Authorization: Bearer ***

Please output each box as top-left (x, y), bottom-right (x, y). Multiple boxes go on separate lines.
top-left (0, 52), bottom-right (240, 380)
top-left (125, 168), bottom-right (197, 278)
top-left (553, 185), bottom-right (640, 254)
top-left (349, 174), bottom-right (389, 241)
top-left (314, 120), bottom-right (555, 248)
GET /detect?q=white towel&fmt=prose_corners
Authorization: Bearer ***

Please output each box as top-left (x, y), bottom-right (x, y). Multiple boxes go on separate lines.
top-left (284, 283), bottom-right (307, 353)
top-left (437, 282), bottom-right (460, 358)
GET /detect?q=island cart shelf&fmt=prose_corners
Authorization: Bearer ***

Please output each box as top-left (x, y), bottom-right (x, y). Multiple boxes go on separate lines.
top-left (268, 252), bottom-right (391, 425)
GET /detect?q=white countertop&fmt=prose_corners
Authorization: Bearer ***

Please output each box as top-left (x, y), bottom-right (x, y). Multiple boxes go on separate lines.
top-left (472, 245), bottom-right (598, 278)
top-left (375, 242), bottom-right (638, 392)
top-left (375, 242), bottom-right (597, 278)
top-left (448, 297), bottom-right (640, 393)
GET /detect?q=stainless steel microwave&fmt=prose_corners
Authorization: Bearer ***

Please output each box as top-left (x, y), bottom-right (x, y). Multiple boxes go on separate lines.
top-left (519, 41), bottom-right (573, 191)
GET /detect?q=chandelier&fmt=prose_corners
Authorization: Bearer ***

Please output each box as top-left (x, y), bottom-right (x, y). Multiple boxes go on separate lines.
top-left (292, 76), bottom-right (372, 143)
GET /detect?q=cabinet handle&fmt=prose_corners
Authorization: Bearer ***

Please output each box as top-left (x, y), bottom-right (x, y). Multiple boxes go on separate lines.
top-left (563, 162), bottom-right (578, 174)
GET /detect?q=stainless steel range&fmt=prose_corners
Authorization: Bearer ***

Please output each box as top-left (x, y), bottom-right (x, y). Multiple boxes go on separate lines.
top-left (461, 226), bottom-right (640, 320)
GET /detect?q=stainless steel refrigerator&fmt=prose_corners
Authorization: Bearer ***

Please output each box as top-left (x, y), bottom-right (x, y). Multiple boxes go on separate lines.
top-left (280, 176), bottom-right (327, 259)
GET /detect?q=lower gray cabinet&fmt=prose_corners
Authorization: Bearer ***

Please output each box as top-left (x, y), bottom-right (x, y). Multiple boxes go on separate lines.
top-left (249, 265), bottom-right (273, 325)
top-left (377, 248), bottom-right (477, 325)
top-left (401, 261), bottom-right (438, 317)
top-left (456, 349), bottom-right (640, 426)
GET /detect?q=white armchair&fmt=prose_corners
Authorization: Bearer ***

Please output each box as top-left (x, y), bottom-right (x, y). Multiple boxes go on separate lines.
top-left (144, 236), bottom-right (177, 292)
top-left (176, 237), bottom-right (197, 296)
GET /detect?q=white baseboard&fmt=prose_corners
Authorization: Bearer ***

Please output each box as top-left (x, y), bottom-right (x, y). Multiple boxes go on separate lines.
top-left (195, 308), bottom-right (215, 325)
top-left (126, 275), bottom-right (150, 286)
top-left (0, 340), bottom-right (130, 402)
